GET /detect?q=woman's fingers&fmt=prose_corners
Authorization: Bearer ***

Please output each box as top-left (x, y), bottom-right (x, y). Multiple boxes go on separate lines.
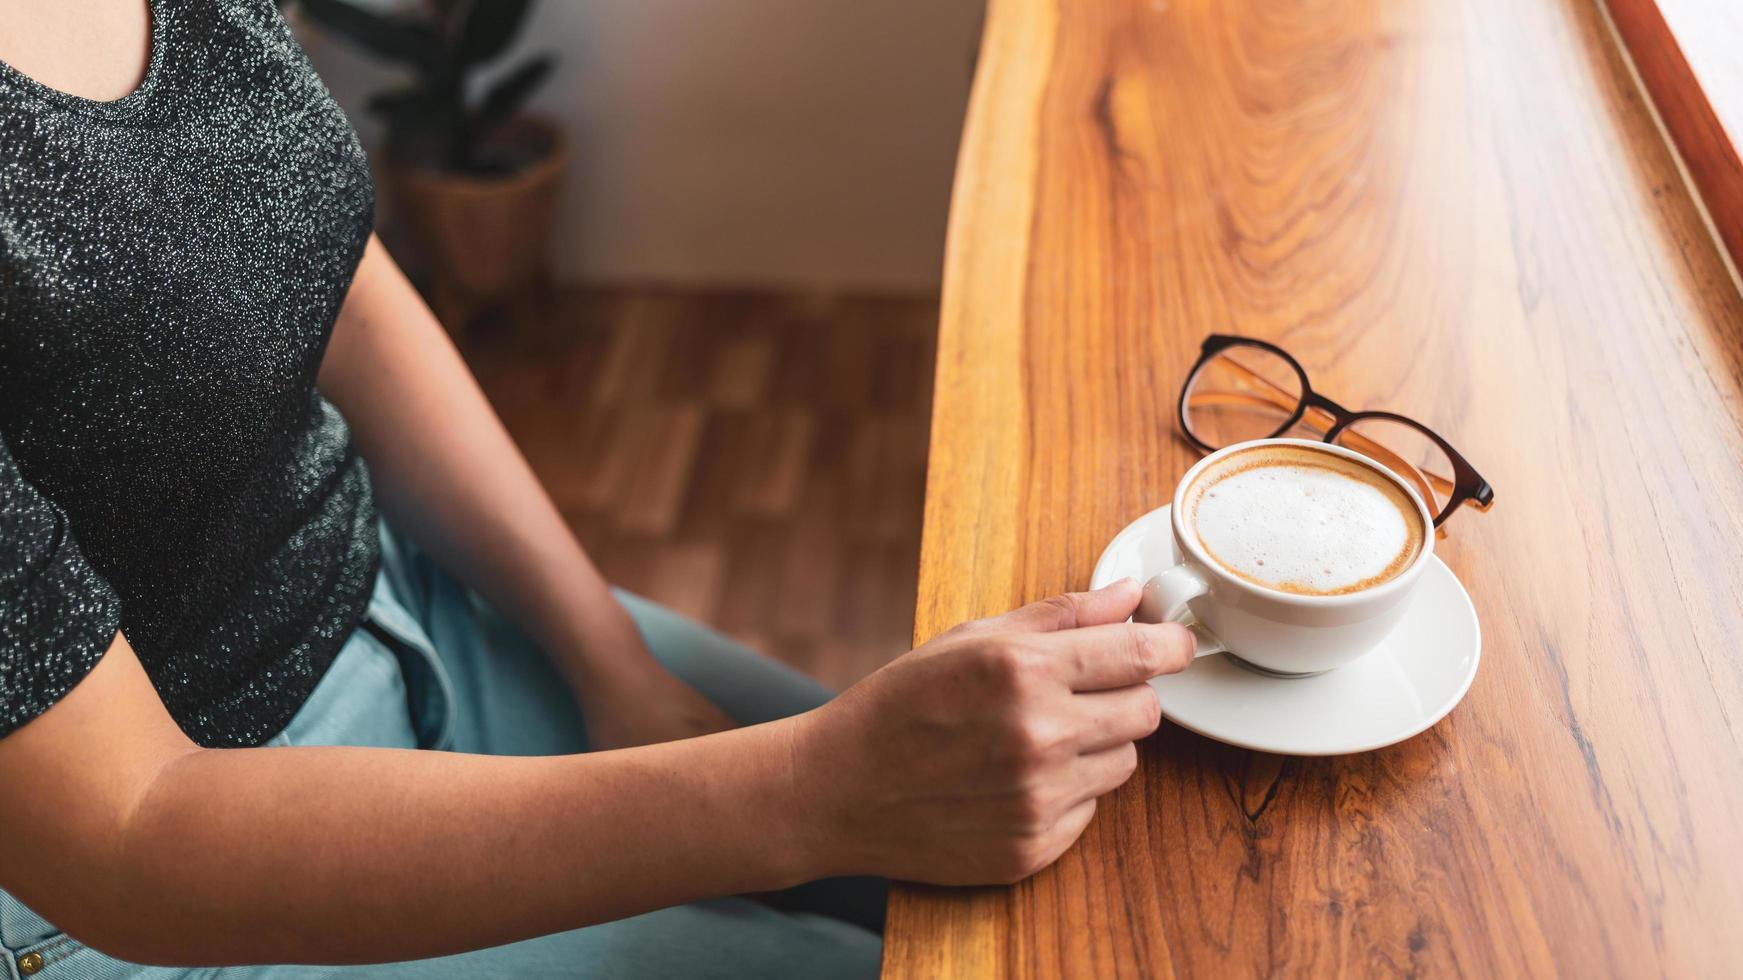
top-left (1069, 742), bottom-right (1142, 805)
top-left (964, 580), bottom-right (1144, 636)
top-left (1022, 797), bottom-right (1100, 881)
top-left (1069, 684), bottom-right (1164, 753)
top-left (1041, 620), bottom-right (1196, 692)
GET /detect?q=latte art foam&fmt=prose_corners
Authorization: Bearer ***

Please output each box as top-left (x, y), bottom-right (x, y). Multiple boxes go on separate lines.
top-left (1186, 446), bottom-right (1425, 596)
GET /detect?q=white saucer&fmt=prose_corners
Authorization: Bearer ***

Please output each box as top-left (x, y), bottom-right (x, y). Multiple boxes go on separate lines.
top-left (1090, 504), bottom-right (1480, 756)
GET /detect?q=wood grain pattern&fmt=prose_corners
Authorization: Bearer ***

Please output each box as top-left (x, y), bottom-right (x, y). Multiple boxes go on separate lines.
top-left (1604, 0), bottom-right (1743, 274)
top-left (885, 0), bottom-right (1743, 975)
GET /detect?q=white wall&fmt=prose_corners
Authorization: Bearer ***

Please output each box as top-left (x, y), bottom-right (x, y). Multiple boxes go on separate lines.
top-left (297, 2), bottom-right (983, 293)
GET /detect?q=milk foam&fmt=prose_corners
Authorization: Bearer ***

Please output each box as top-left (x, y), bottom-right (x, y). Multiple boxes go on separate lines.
top-left (1189, 457), bottom-right (1418, 595)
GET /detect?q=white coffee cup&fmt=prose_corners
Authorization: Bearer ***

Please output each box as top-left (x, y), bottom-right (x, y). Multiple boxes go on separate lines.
top-left (1136, 438), bottom-right (1435, 676)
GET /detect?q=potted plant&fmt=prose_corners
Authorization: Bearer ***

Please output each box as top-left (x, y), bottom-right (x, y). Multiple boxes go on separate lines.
top-left (298, 0), bottom-right (562, 330)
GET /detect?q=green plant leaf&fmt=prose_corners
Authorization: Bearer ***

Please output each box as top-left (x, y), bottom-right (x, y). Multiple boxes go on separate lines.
top-left (471, 55), bottom-right (553, 143)
top-left (368, 86), bottom-right (461, 166)
top-left (368, 87), bottom-right (446, 123)
top-left (457, 0), bottom-right (536, 66)
top-left (299, 0), bottom-right (445, 69)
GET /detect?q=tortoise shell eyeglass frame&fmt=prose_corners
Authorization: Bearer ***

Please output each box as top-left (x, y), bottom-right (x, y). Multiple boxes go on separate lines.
top-left (1177, 334), bottom-right (1495, 530)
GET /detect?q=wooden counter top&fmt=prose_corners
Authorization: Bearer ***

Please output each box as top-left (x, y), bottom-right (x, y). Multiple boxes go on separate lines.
top-left (884, 0), bottom-right (1743, 974)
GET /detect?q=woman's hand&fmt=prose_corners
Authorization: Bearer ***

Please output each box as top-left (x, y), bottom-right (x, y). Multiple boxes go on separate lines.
top-left (789, 578), bottom-right (1193, 886)
top-left (575, 652), bottom-right (735, 750)
top-left (549, 603), bottom-right (736, 749)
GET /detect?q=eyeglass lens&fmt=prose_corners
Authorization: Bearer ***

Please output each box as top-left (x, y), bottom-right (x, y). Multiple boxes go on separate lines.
top-left (1331, 417), bottom-right (1457, 523)
top-left (1180, 344), bottom-right (1304, 447)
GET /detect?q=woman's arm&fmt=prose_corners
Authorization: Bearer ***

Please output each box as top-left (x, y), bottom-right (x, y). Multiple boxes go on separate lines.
top-left (0, 585), bottom-right (1185, 966)
top-left (318, 236), bottom-right (725, 749)
top-left (0, 632), bottom-right (811, 965)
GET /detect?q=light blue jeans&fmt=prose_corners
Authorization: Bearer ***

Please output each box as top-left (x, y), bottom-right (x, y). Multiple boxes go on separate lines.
top-left (0, 524), bottom-right (882, 979)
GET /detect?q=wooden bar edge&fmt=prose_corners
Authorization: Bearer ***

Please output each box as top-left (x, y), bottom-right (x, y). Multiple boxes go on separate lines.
top-left (883, 0), bottom-right (1055, 975)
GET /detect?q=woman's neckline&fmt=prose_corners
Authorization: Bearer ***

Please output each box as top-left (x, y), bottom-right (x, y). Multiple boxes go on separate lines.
top-left (0, 0), bottom-right (166, 123)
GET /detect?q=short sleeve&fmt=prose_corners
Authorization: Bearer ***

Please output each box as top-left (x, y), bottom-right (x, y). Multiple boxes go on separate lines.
top-left (0, 433), bottom-right (122, 739)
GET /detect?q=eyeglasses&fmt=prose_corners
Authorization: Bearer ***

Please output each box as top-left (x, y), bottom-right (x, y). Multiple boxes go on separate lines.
top-left (1177, 334), bottom-right (1494, 529)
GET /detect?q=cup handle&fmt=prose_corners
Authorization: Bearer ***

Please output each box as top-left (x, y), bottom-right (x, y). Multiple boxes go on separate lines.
top-left (1134, 565), bottom-right (1227, 658)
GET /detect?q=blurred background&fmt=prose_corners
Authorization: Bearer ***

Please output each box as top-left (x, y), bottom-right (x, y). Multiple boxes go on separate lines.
top-left (291, 0), bottom-right (982, 688)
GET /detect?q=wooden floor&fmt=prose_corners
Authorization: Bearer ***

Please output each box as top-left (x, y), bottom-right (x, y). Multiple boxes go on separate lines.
top-left (463, 287), bottom-right (938, 691)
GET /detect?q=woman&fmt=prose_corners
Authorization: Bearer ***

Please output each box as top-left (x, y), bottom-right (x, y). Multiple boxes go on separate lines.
top-left (0, 1), bottom-right (1192, 976)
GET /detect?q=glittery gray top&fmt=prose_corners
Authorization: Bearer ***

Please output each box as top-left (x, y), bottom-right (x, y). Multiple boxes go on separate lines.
top-left (0, 0), bottom-right (378, 747)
